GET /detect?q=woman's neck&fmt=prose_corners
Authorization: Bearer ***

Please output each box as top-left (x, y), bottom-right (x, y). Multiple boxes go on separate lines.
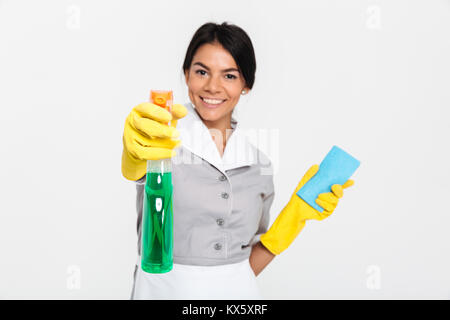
top-left (202, 114), bottom-right (233, 157)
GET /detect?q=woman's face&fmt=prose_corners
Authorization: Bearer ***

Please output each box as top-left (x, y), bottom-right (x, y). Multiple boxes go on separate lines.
top-left (184, 42), bottom-right (249, 125)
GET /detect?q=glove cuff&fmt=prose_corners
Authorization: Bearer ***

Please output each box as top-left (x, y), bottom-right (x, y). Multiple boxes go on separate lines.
top-left (260, 198), bottom-right (309, 255)
top-left (121, 148), bottom-right (146, 181)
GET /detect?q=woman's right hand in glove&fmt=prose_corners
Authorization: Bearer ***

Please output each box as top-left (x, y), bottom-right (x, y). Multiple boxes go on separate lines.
top-left (121, 102), bottom-right (188, 181)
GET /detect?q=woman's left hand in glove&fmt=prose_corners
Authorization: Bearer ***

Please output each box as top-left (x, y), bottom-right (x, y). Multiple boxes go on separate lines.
top-left (260, 164), bottom-right (354, 255)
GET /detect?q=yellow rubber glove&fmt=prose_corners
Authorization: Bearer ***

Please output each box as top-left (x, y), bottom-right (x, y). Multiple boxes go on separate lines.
top-left (121, 102), bottom-right (188, 181)
top-left (260, 164), bottom-right (354, 255)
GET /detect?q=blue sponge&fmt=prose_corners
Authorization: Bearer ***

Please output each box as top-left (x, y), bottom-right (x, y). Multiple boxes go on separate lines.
top-left (296, 146), bottom-right (360, 212)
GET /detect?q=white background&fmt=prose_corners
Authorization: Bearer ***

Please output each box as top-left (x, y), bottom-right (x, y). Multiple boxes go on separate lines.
top-left (0, 0), bottom-right (449, 299)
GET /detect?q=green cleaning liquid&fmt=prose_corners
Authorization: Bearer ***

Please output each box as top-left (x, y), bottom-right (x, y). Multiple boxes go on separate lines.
top-left (141, 167), bottom-right (173, 273)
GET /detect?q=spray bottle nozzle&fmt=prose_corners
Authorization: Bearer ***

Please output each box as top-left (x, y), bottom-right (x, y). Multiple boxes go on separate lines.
top-left (150, 90), bottom-right (173, 126)
top-left (150, 90), bottom-right (173, 110)
top-left (154, 96), bottom-right (166, 106)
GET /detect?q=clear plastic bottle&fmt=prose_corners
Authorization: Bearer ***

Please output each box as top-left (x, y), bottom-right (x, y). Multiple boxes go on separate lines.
top-left (141, 90), bottom-right (174, 273)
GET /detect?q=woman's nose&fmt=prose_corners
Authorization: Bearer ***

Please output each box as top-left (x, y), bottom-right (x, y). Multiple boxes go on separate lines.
top-left (204, 75), bottom-right (222, 94)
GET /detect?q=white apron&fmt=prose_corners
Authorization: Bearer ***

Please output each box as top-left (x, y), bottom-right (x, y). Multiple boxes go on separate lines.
top-left (131, 257), bottom-right (262, 300)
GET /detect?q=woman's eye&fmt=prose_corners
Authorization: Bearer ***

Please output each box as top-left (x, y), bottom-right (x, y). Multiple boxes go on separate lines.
top-left (195, 70), bottom-right (207, 76)
top-left (225, 74), bottom-right (237, 80)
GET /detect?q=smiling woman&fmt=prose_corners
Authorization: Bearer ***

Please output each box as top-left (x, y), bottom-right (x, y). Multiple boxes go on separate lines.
top-left (184, 43), bottom-right (249, 155)
top-left (126, 22), bottom-right (276, 300)
top-left (182, 23), bottom-right (256, 142)
top-left (124, 21), bottom-right (353, 300)
top-left (186, 44), bottom-right (246, 121)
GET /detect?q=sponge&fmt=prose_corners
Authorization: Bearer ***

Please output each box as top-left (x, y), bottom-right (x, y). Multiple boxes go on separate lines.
top-left (296, 146), bottom-right (360, 212)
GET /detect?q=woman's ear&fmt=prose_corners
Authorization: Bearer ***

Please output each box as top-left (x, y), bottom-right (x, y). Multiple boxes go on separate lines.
top-left (242, 87), bottom-right (250, 95)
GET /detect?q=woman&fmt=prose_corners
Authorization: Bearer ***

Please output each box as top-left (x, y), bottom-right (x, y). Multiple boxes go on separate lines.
top-left (122, 22), bottom-right (353, 299)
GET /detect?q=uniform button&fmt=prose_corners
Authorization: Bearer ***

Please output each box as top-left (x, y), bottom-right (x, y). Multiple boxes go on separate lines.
top-left (216, 218), bottom-right (225, 226)
top-left (214, 243), bottom-right (222, 250)
top-left (221, 192), bottom-right (229, 199)
top-left (219, 175), bottom-right (226, 181)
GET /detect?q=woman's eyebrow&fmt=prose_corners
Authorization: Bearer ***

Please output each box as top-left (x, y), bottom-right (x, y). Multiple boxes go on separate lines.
top-left (193, 62), bottom-right (240, 73)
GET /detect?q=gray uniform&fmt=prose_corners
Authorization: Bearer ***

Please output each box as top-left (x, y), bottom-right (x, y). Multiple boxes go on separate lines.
top-left (134, 102), bottom-right (275, 266)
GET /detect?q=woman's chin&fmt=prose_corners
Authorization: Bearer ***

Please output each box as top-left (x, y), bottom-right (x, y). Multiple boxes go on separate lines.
top-left (196, 108), bottom-right (221, 122)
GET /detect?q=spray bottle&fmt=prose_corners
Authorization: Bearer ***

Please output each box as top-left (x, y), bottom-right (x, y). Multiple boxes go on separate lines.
top-left (141, 90), bottom-right (174, 273)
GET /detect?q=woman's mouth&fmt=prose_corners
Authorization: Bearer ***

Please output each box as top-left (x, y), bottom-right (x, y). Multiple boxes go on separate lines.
top-left (200, 96), bottom-right (226, 109)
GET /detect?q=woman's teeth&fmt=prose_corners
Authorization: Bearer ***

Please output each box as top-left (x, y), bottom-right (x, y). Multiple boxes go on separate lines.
top-left (201, 97), bottom-right (225, 105)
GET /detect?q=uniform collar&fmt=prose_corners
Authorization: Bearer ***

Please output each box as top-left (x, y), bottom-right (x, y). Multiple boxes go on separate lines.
top-left (176, 102), bottom-right (257, 173)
